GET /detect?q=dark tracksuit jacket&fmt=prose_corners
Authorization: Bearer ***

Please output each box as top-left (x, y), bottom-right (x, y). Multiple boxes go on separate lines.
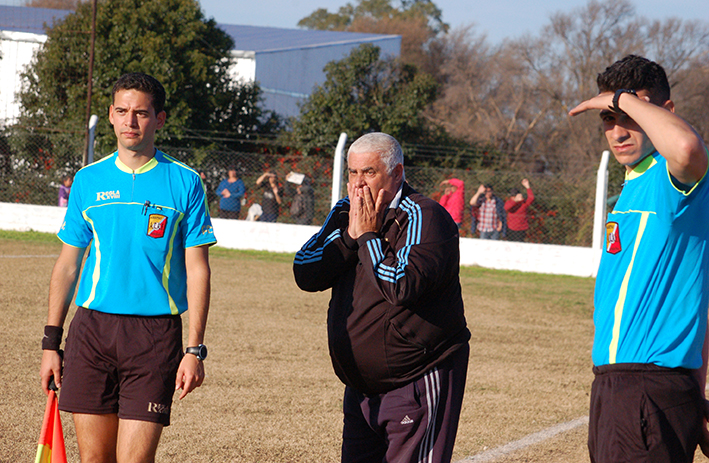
top-left (293, 182), bottom-right (470, 395)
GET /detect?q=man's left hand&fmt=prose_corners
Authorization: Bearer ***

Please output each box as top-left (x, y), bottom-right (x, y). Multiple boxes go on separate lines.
top-left (347, 183), bottom-right (386, 239)
top-left (175, 354), bottom-right (205, 400)
top-left (568, 93), bottom-right (614, 116)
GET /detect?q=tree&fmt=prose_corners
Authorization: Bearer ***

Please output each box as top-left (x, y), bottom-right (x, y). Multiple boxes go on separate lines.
top-left (286, 44), bottom-right (438, 152)
top-left (672, 54), bottom-right (709, 144)
top-left (298, 0), bottom-right (447, 73)
top-left (644, 18), bottom-right (709, 144)
top-left (425, 0), bottom-right (709, 178)
top-left (15, 0), bottom-right (270, 165)
top-left (298, 0), bottom-right (446, 34)
top-left (537, 0), bottom-right (709, 178)
top-left (24, 0), bottom-right (83, 9)
top-left (424, 26), bottom-right (559, 171)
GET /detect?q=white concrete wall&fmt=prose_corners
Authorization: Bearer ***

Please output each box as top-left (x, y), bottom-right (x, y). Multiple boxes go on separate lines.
top-left (0, 30), bottom-right (45, 125)
top-left (459, 238), bottom-right (599, 277)
top-left (0, 202), bottom-right (65, 234)
top-left (0, 202), bottom-right (598, 278)
top-left (211, 217), bottom-right (321, 254)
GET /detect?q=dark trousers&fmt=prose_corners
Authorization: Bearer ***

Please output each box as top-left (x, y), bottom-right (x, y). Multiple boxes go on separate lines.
top-left (588, 363), bottom-right (703, 463)
top-left (341, 344), bottom-right (469, 463)
top-left (507, 229), bottom-right (527, 242)
top-left (219, 209), bottom-right (240, 220)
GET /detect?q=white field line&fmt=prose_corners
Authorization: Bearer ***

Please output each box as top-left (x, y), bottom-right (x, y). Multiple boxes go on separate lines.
top-left (456, 416), bottom-right (589, 462)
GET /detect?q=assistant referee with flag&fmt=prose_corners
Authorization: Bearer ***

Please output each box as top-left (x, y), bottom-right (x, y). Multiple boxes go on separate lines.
top-left (39, 73), bottom-right (215, 462)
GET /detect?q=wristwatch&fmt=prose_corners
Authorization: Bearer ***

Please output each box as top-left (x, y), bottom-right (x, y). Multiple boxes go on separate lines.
top-left (185, 344), bottom-right (208, 361)
top-left (611, 89), bottom-right (637, 114)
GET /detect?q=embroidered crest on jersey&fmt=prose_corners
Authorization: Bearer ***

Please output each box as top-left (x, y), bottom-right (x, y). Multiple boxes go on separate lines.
top-left (605, 222), bottom-right (621, 254)
top-left (148, 214), bottom-right (168, 238)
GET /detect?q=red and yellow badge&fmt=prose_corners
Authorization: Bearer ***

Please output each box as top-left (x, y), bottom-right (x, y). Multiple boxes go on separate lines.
top-left (605, 222), bottom-right (621, 254)
top-left (147, 214), bottom-right (168, 238)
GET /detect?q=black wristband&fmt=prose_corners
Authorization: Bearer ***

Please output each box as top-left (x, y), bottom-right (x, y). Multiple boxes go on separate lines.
top-left (611, 89), bottom-right (637, 114)
top-left (42, 325), bottom-right (63, 351)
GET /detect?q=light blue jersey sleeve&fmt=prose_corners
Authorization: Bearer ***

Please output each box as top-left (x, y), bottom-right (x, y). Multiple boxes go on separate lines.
top-left (182, 172), bottom-right (216, 248)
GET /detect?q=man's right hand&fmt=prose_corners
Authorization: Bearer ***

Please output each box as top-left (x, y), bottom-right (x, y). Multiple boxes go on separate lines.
top-left (40, 349), bottom-right (63, 394)
top-left (347, 182), bottom-right (385, 240)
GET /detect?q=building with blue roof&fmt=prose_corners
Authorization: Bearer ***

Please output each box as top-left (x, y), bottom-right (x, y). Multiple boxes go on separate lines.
top-left (0, 4), bottom-right (69, 34)
top-left (0, 4), bottom-right (400, 124)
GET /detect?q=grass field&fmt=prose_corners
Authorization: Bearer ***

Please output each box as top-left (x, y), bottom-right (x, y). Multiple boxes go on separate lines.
top-left (1, 230), bottom-right (707, 462)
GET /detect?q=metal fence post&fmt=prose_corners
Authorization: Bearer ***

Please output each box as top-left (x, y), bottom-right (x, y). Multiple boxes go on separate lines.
top-left (331, 132), bottom-right (347, 210)
top-left (87, 115), bottom-right (99, 164)
top-left (591, 150), bottom-right (610, 277)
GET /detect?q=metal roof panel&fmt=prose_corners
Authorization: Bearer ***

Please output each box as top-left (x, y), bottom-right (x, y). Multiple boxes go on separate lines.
top-left (0, 5), bottom-right (399, 52)
top-left (0, 5), bottom-right (70, 34)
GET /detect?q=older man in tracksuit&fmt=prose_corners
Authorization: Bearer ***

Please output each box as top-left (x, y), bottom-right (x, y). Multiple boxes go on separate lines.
top-left (294, 132), bottom-right (470, 463)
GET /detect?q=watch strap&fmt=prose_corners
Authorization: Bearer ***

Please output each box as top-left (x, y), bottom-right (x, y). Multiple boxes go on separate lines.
top-left (185, 344), bottom-right (207, 360)
top-left (611, 88), bottom-right (637, 114)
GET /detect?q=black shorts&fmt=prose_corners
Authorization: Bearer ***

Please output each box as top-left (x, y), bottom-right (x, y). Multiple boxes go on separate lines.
top-left (58, 307), bottom-right (183, 426)
top-left (588, 363), bottom-right (703, 463)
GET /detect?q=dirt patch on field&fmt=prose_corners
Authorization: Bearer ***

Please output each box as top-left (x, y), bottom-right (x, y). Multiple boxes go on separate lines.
top-left (1, 237), bottom-right (706, 462)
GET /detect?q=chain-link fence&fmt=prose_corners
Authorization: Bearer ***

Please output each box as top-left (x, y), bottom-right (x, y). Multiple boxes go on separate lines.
top-left (406, 167), bottom-right (597, 247)
top-left (0, 128), bottom-right (601, 247)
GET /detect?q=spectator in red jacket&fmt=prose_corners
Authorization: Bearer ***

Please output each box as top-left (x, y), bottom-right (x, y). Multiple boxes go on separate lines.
top-left (438, 178), bottom-right (465, 229)
top-left (504, 178), bottom-right (534, 242)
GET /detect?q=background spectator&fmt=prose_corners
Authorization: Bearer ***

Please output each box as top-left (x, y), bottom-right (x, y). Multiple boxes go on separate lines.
top-left (439, 178), bottom-right (465, 229)
top-left (256, 171), bottom-right (283, 222)
top-left (216, 166), bottom-right (245, 219)
top-left (470, 184), bottom-right (506, 240)
top-left (505, 178), bottom-right (535, 242)
top-left (290, 181), bottom-right (315, 225)
top-left (57, 174), bottom-right (72, 207)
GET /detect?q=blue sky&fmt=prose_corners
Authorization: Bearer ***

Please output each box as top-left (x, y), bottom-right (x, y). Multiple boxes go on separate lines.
top-left (199, 0), bottom-right (709, 44)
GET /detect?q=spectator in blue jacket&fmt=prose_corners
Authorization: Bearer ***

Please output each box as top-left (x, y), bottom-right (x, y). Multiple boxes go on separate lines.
top-left (216, 166), bottom-right (245, 219)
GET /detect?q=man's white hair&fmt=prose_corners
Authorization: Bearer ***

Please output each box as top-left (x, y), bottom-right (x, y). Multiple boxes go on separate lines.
top-left (347, 132), bottom-right (404, 176)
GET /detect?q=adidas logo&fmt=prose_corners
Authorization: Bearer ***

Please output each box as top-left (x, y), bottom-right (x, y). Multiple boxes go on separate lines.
top-left (400, 415), bottom-right (414, 425)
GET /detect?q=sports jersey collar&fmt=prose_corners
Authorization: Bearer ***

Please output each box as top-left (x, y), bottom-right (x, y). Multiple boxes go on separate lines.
top-left (114, 150), bottom-right (160, 174)
top-left (387, 183), bottom-right (404, 210)
top-left (625, 151), bottom-right (658, 182)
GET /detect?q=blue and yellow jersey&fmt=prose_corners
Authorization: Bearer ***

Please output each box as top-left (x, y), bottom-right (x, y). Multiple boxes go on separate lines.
top-left (593, 150), bottom-right (709, 369)
top-left (58, 150), bottom-right (216, 316)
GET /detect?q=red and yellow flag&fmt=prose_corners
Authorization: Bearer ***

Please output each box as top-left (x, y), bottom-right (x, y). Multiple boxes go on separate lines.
top-left (35, 390), bottom-right (67, 463)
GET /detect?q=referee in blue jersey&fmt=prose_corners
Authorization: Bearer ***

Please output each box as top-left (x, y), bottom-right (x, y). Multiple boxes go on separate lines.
top-left (40, 73), bottom-right (216, 462)
top-left (570, 55), bottom-right (709, 462)
top-left (293, 132), bottom-right (470, 463)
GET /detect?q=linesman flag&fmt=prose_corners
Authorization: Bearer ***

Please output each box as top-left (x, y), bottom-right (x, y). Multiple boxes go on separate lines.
top-left (35, 389), bottom-right (67, 463)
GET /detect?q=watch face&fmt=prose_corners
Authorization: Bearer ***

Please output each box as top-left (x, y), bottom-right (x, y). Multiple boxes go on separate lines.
top-left (187, 344), bottom-right (208, 360)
